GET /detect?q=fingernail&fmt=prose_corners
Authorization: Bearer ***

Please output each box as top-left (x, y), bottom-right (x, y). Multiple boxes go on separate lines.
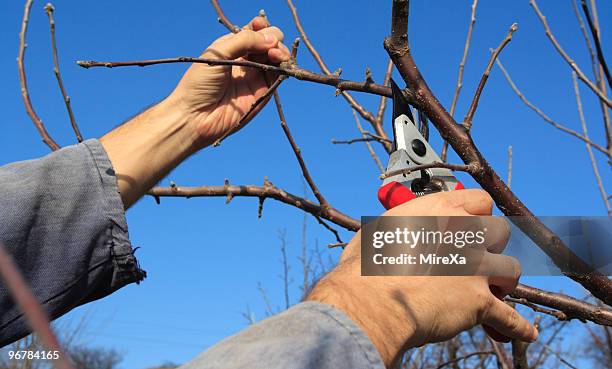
top-left (530, 326), bottom-right (539, 342)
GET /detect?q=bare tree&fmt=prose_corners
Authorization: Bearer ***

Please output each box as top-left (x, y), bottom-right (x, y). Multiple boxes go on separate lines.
top-left (7, 0), bottom-right (612, 368)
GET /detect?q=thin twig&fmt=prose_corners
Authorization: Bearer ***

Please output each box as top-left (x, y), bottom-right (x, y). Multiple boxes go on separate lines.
top-left (147, 179), bottom-right (359, 231)
top-left (511, 284), bottom-right (612, 326)
top-left (436, 351), bottom-right (493, 369)
top-left (44, 3), bottom-right (82, 143)
top-left (18, 0), bottom-right (60, 151)
top-left (507, 145), bottom-right (513, 189)
top-left (352, 110), bottom-right (385, 173)
top-left (77, 57), bottom-right (395, 99)
top-left (257, 282), bottom-right (275, 316)
top-left (209, 0), bottom-right (240, 33)
top-left (271, 88), bottom-right (328, 207)
top-left (380, 162), bottom-right (475, 180)
top-left (441, 0), bottom-right (478, 162)
top-left (495, 56), bottom-right (608, 156)
top-left (285, 0), bottom-right (393, 153)
top-left (530, 0), bottom-right (611, 107)
top-left (463, 23), bottom-right (518, 131)
top-left (580, 0), bottom-right (611, 89)
top-left (572, 72), bottom-right (611, 215)
top-left (572, 0), bottom-right (597, 73)
top-left (572, 0), bottom-right (612, 153)
top-left (375, 59), bottom-right (394, 128)
top-left (531, 320), bottom-right (568, 368)
top-left (539, 343), bottom-right (579, 369)
top-left (488, 337), bottom-right (511, 369)
top-left (0, 243), bottom-right (74, 369)
top-left (506, 297), bottom-right (570, 321)
top-left (278, 230), bottom-right (291, 310)
top-left (213, 75), bottom-right (286, 146)
top-left (314, 216), bottom-right (343, 244)
top-left (450, 0), bottom-right (478, 117)
top-left (511, 336), bottom-right (530, 369)
top-left (332, 136), bottom-right (386, 145)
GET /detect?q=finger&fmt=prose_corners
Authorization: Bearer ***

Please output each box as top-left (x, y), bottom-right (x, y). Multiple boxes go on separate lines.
top-left (489, 256), bottom-right (521, 296)
top-left (481, 217), bottom-right (510, 254)
top-left (483, 324), bottom-right (510, 342)
top-left (243, 15), bottom-right (270, 31)
top-left (209, 28), bottom-right (284, 60)
top-left (482, 298), bottom-right (538, 342)
top-left (447, 189), bottom-right (494, 216)
top-left (475, 253), bottom-right (520, 296)
top-left (268, 44), bottom-right (291, 63)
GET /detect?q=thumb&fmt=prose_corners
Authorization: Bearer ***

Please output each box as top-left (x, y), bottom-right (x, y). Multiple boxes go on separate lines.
top-left (207, 28), bottom-right (282, 60)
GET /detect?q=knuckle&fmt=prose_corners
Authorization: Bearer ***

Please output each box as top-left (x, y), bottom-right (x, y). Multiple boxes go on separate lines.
top-left (506, 309), bottom-right (521, 332)
top-left (474, 189), bottom-right (494, 209)
top-left (475, 288), bottom-right (495, 320)
top-left (269, 26), bottom-right (285, 40)
top-left (432, 191), bottom-right (460, 210)
top-left (236, 29), bottom-right (257, 46)
top-left (510, 256), bottom-right (522, 280)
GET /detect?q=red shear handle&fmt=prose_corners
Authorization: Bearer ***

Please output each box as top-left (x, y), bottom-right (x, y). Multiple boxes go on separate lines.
top-left (378, 181), bottom-right (465, 210)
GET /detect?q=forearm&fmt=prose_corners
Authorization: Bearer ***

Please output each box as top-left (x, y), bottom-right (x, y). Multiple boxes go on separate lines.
top-left (0, 140), bottom-right (145, 345)
top-left (179, 302), bottom-right (385, 369)
top-left (100, 96), bottom-right (202, 208)
top-left (306, 268), bottom-right (413, 368)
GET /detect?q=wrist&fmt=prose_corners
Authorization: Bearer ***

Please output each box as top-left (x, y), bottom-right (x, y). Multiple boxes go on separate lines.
top-left (100, 96), bottom-right (203, 207)
top-left (157, 94), bottom-right (206, 152)
top-left (306, 271), bottom-right (416, 367)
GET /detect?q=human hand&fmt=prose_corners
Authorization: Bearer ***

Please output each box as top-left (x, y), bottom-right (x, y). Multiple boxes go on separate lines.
top-left (167, 15), bottom-right (291, 147)
top-left (306, 190), bottom-right (538, 367)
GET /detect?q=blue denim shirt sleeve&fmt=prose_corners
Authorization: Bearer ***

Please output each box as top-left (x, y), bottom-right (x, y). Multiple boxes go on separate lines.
top-left (0, 139), bottom-right (145, 346)
top-left (179, 301), bottom-right (385, 369)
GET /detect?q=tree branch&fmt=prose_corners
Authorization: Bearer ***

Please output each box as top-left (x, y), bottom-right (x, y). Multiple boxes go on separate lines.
top-left (463, 23), bottom-right (518, 131)
top-left (209, 0), bottom-right (240, 33)
top-left (77, 57), bottom-right (397, 100)
top-left (351, 110), bottom-right (385, 173)
top-left (44, 3), bottom-right (82, 143)
top-left (271, 85), bottom-right (329, 207)
top-left (18, 0), bottom-right (60, 151)
top-left (530, 0), bottom-right (611, 107)
top-left (332, 136), bottom-right (387, 145)
top-left (494, 56), bottom-right (609, 157)
top-left (511, 284), bottom-right (612, 326)
top-left (213, 75), bottom-right (286, 146)
top-left (580, 0), bottom-right (611, 90)
top-left (488, 337), bottom-right (511, 369)
top-left (435, 351), bottom-right (493, 369)
top-left (0, 243), bottom-right (74, 369)
top-left (375, 59), bottom-right (394, 128)
top-left (572, 72), bottom-right (611, 215)
top-left (380, 162), bottom-right (475, 180)
top-left (440, 0), bottom-right (479, 161)
top-left (572, 0), bottom-right (612, 154)
top-left (507, 145), bottom-right (513, 189)
top-left (147, 179), bottom-right (359, 231)
top-left (450, 0), bottom-right (478, 118)
top-left (385, 0), bottom-right (612, 305)
top-left (285, 0), bottom-right (393, 153)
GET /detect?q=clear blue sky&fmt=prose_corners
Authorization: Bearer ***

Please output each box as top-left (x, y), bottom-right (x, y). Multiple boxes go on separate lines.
top-left (1, 0), bottom-right (610, 368)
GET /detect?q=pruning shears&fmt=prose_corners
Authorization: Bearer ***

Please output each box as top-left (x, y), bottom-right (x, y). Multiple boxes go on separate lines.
top-left (378, 79), bottom-right (464, 210)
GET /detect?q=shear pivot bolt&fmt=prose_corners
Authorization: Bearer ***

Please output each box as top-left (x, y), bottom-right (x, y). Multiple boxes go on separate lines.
top-left (411, 139), bottom-right (426, 156)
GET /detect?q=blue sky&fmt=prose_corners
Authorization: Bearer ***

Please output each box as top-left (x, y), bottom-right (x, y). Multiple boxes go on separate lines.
top-left (1, 0), bottom-right (610, 368)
